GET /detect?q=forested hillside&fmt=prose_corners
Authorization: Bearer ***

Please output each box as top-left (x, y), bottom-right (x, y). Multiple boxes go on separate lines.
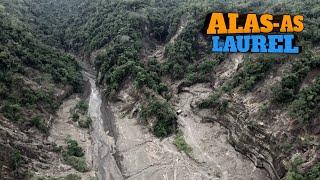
top-left (0, 0), bottom-right (320, 179)
top-left (0, 2), bottom-right (82, 179)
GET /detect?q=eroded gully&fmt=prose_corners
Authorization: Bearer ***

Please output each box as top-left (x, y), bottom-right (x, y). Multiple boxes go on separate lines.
top-left (85, 73), bottom-right (123, 180)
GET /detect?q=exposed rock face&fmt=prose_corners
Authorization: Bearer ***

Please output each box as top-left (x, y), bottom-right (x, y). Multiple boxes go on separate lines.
top-left (195, 102), bottom-right (285, 180)
top-left (173, 83), bottom-right (268, 180)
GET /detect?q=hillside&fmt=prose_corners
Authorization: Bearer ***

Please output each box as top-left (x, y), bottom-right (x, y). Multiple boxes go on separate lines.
top-left (0, 0), bottom-right (319, 180)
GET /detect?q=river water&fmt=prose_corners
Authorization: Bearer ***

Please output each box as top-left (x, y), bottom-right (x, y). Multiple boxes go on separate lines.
top-left (87, 75), bottom-right (123, 180)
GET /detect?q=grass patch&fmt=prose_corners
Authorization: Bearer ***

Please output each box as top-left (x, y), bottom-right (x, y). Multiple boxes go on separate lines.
top-left (173, 131), bottom-right (192, 155)
top-left (61, 174), bottom-right (82, 180)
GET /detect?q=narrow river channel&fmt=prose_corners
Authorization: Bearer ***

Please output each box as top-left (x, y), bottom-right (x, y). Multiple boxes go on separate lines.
top-left (87, 74), bottom-right (123, 180)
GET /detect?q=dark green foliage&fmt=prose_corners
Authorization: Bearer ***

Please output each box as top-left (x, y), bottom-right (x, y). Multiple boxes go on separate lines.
top-left (163, 21), bottom-right (201, 80)
top-left (285, 155), bottom-right (320, 180)
top-left (141, 100), bottom-right (177, 137)
top-left (289, 76), bottom-right (320, 124)
top-left (20, 88), bottom-right (59, 111)
top-left (75, 100), bottom-right (88, 114)
top-left (198, 93), bottom-right (221, 109)
top-left (62, 155), bottom-right (88, 173)
top-left (273, 51), bottom-right (320, 104)
top-left (78, 117), bottom-right (92, 129)
top-left (198, 92), bottom-right (228, 114)
top-left (231, 57), bottom-right (274, 92)
top-left (30, 117), bottom-right (49, 133)
top-left (0, 6), bottom-right (83, 135)
top-left (62, 174), bottom-right (82, 180)
top-left (2, 103), bottom-right (22, 122)
top-left (71, 113), bottom-right (80, 122)
top-left (62, 139), bottom-right (88, 172)
top-left (198, 59), bottom-right (219, 74)
top-left (10, 149), bottom-right (22, 170)
top-left (183, 57), bottom-right (223, 85)
top-left (65, 139), bottom-right (84, 157)
top-left (97, 45), bottom-right (167, 95)
top-left (306, 163), bottom-right (320, 180)
top-left (285, 171), bottom-right (305, 180)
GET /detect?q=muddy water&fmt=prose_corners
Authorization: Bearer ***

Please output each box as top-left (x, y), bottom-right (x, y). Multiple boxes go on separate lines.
top-left (87, 76), bottom-right (123, 180)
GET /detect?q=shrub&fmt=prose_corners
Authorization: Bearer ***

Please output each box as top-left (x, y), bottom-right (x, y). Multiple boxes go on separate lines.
top-left (30, 117), bottom-right (49, 133)
top-left (75, 100), bottom-right (88, 114)
top-left (71, 113), bottom-right (80, 122)
top-left (198, 93), bottom-right (220, 109)
top-left (62, 139), bottom-right (88, 172)
top-left (2, 103), bottom-right (22, 122)
top-left (66, 139), bottom-right (84, 157)
top-left (306, 163), bottom-right (320, 179)
top-left (198, 91), bottom-right (229, 114)
top-left (62, 154), bottom-right (88, 173)
top-left (229, 56), bottom-right (275, 92)
top-left (288, 76), bottom-right (320, 123)
top-left (285, 161), bottom-right (320, 180)
top-left (218, 100), bottom-right (229, 114)
top-left (62, 174), bottom-right (82, 180)
top-left (10, 149), bottom-right (22, 170)
top-left (186, 72), bottom-right (196, 83)
top-left (199, 59), bottom-right (219, 74)
top-left (272, 86), bottom-right (295, 103)
top-left (285, 171), bottom-right (304, 180)
top-left (141, 100), bottom-right (177, 137)
top-left (272, 51), bottom-right (320, 104)
top-left (78, 117), bottom-right (92, 129)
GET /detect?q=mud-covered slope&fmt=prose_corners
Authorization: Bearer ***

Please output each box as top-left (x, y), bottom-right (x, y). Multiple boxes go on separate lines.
top-left (1, 0), bottom-right (320, 180)
top-left (0, 4), bottom-right (83, 179)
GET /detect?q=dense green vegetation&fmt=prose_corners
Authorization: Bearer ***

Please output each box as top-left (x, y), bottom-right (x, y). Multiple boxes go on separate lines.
top-left (230, 56), bottom-right (275, 92)
top-left (140, 100), bottom-right (177, 137)
top-left (1, 0), bottom-right (320, 179)
top-left (272, 50), bottom-right (320, 103)
top-left (0, 3), bottom-right (84, 178)
top-left (289, 76), bottom-right (320, 124)
top-left (0, 6), bottom-right (82, 132)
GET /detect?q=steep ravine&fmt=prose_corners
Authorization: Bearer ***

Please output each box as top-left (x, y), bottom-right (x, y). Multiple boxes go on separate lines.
top-left (87, 79), bottom-right (269, 180)
top-left (84, 22), bottom-right (271, 180)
